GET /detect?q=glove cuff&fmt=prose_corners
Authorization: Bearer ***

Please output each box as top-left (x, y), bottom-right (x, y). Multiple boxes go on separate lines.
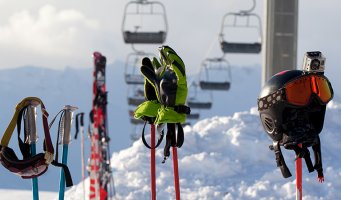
top-left (134, 100), bottom-right (161, 119)
top-left (154, 106), bottom-right (187, 124)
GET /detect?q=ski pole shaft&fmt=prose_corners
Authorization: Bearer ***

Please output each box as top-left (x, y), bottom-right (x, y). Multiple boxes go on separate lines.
top-left (296, 143), bottom-right (302, 200)
top-left (59, 105), bottom-right (78, 200)
top-left (78, 113), bottom-right (86, 200)
top-left (172, 147), bottom-right (181, 200)
top-left (26, 101), bottom-right (40, 200)
top-left (151, 124), bottom-right (156, 200)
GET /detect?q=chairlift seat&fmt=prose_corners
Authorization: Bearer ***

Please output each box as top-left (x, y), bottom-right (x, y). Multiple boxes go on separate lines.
top-left (128, 97), bottom-right (145, 106)
top-left (125, 74), bottom-right (145, 85)
top-left (221, 41), bottom-right (261, 54)
top-left (130, 118), bottom-right (144, 124)
top-left (187, 113), bottom-right (200, 120)
top-left (187, 101), bottom-right (212, 109)
top-left (123, 31), bottom-right (166, 44)
top-left (199, 81), bottom-right (231, 91)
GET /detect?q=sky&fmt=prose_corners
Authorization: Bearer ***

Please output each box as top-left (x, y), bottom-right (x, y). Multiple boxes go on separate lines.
top-left (0, 0), bottom-right (341, 77)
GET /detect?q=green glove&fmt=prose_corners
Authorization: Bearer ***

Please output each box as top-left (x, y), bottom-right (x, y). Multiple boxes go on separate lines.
top-left (155, 46), bottom-right (189, 124)
top-left (134, 57), bottom-right (161, 121)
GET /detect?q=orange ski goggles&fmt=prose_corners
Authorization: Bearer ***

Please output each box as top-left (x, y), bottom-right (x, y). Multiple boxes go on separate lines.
top-left (258, 74), bottom-right (333, 110)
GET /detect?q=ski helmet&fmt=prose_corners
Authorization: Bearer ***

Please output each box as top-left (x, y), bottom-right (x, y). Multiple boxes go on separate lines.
top-left (258, 69), bottom-right (333, 148)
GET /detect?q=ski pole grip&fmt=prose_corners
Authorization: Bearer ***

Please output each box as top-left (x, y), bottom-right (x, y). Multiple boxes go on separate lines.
top-left (61, 105), bottom-right (78, 145)
top-left (25, 101), bottom-right (39, 144)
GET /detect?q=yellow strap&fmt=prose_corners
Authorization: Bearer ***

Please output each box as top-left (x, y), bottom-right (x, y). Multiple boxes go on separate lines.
top-left (1, 97), bottom-right (43, 147)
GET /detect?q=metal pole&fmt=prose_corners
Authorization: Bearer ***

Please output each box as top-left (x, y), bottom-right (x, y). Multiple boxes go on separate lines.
top-left (296, 143), bottom-right (303, 200)
top-left (150, 124), bottom-right (156, 200)
top-left (172, 147), bottom-right (180, 200)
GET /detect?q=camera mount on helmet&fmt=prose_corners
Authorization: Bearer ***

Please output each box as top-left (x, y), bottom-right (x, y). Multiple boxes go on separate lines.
top-left (302, 51), bottom-right (326, 73)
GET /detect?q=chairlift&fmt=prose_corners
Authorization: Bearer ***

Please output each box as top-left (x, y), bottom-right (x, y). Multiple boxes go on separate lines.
top-left (187, 113), bottom-right (200, 120)
top-left (199, 57), bottom-right (232, 91)
top-left (122, 0), bottom-right (168, 44)
top-left (127, 85), bottom-right (145, 106)
top-left (124, 51), bottom-right (154, 85)
top-left (219, 0), bottom-right (262, 54)
top-left (187, 81), bottom-right (213, 109)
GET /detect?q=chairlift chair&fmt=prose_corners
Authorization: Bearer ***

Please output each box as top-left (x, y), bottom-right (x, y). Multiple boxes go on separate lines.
top-left (187, 81), bottom-right (213, 109)
top-left (127, 85), bottom-right (145, 106)
top-left (122, 0), bottom-right (168, 44)
top-left (199, 57), bottom-right (232, 91)
top-left (187, 113), bottom-right (200, 120)
top-left (219, 9), bottom-right (262, 54)
top-left (124, 51), bottom-right (154, 85)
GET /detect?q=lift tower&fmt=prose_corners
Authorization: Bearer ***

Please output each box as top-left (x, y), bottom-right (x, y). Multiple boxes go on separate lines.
top-left (263, 0), bottom-right (299, 85)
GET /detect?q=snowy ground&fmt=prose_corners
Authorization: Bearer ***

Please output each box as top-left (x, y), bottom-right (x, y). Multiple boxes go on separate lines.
top-left (0, 189), bottom-right (57, 199)
top-left (63, 101), bottom-right (341, 200)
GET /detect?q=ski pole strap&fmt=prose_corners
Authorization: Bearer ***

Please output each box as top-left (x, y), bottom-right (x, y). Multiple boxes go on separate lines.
top-left (51, 160), bottom-right (73, 187)
top-left (141, 121), bottom-right (164, 149)
top-left (292, 145), bottom-right (314, 173)
top-left (173, 105), bottom-right (191, 114)
top-left (270, 141), bottom-right (292, 178)
top-left (162, 123), bottom-right (184, 163)
top-left (1, 97), bottom-right (54, 159)
top-left (50, 109), bottom-right (74, 187)
top-left (17, 109), bottom-right (31, 159)
top-left (74, 112), bottom-right (84, 139)
top-left (312, 136), bottom-right (324, 179)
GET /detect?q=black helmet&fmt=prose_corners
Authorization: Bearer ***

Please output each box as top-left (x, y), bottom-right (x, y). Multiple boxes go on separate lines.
top-left (257, 69), bottom-right (333, 180)
top-left (258, 70), bottom-right (333, 147)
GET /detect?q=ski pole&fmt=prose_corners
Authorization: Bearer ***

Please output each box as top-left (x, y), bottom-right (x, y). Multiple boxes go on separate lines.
top-left (171, 124), bottom-right (181, 200)
top-left (75, 112), bottom-right (86, 200)
top-left (59, 105), bottom-right (78, 200)
top-left (296, 143), bottom-right (302, 200)
top-left (151, 124), bottom-right (156, 200)
top-left (172, 147), bottom-right (181, 200)
top-left (25, 100), bottom-right (40, 200)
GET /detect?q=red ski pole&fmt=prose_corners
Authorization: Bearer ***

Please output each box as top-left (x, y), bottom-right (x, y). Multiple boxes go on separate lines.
top-left (172, 147), bottom-right (181, 200)
top-left (296, 143), bottom-right (302, 200)
top-left (151, 124), bottom-right (156, 200)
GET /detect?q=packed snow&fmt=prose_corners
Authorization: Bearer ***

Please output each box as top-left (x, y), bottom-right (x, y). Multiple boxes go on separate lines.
top-left (64, 102), bottom-right (341, 200)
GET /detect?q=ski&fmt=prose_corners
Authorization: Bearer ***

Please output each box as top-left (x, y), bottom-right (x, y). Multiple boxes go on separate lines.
top-left (89, 52), bottom-right (115, 200)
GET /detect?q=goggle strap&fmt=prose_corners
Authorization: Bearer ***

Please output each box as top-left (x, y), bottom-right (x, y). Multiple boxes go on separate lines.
top-left (257, 89), bottom-right (285, 111)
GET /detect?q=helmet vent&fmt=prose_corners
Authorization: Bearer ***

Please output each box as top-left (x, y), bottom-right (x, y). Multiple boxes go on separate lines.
top-left (261, 115), bottom-right (275, 134)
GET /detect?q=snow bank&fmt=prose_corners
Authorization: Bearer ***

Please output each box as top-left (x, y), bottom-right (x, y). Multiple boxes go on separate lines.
top-left (64, 101), bottom-right (341, 199)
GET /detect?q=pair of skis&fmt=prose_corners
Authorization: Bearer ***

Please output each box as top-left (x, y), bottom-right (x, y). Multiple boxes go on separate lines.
top-left (88, 52), bottom-right (115, 200)
top-left (148, 124), bottom-right (181, 200)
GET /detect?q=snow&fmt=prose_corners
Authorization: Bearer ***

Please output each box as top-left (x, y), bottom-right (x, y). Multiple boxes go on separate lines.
top-left (0, 64), bottom-right (340, 199)
top-left (0, 189), bottom-right (57, 199)
top-left (63, 102), bottom-right (341, 199)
